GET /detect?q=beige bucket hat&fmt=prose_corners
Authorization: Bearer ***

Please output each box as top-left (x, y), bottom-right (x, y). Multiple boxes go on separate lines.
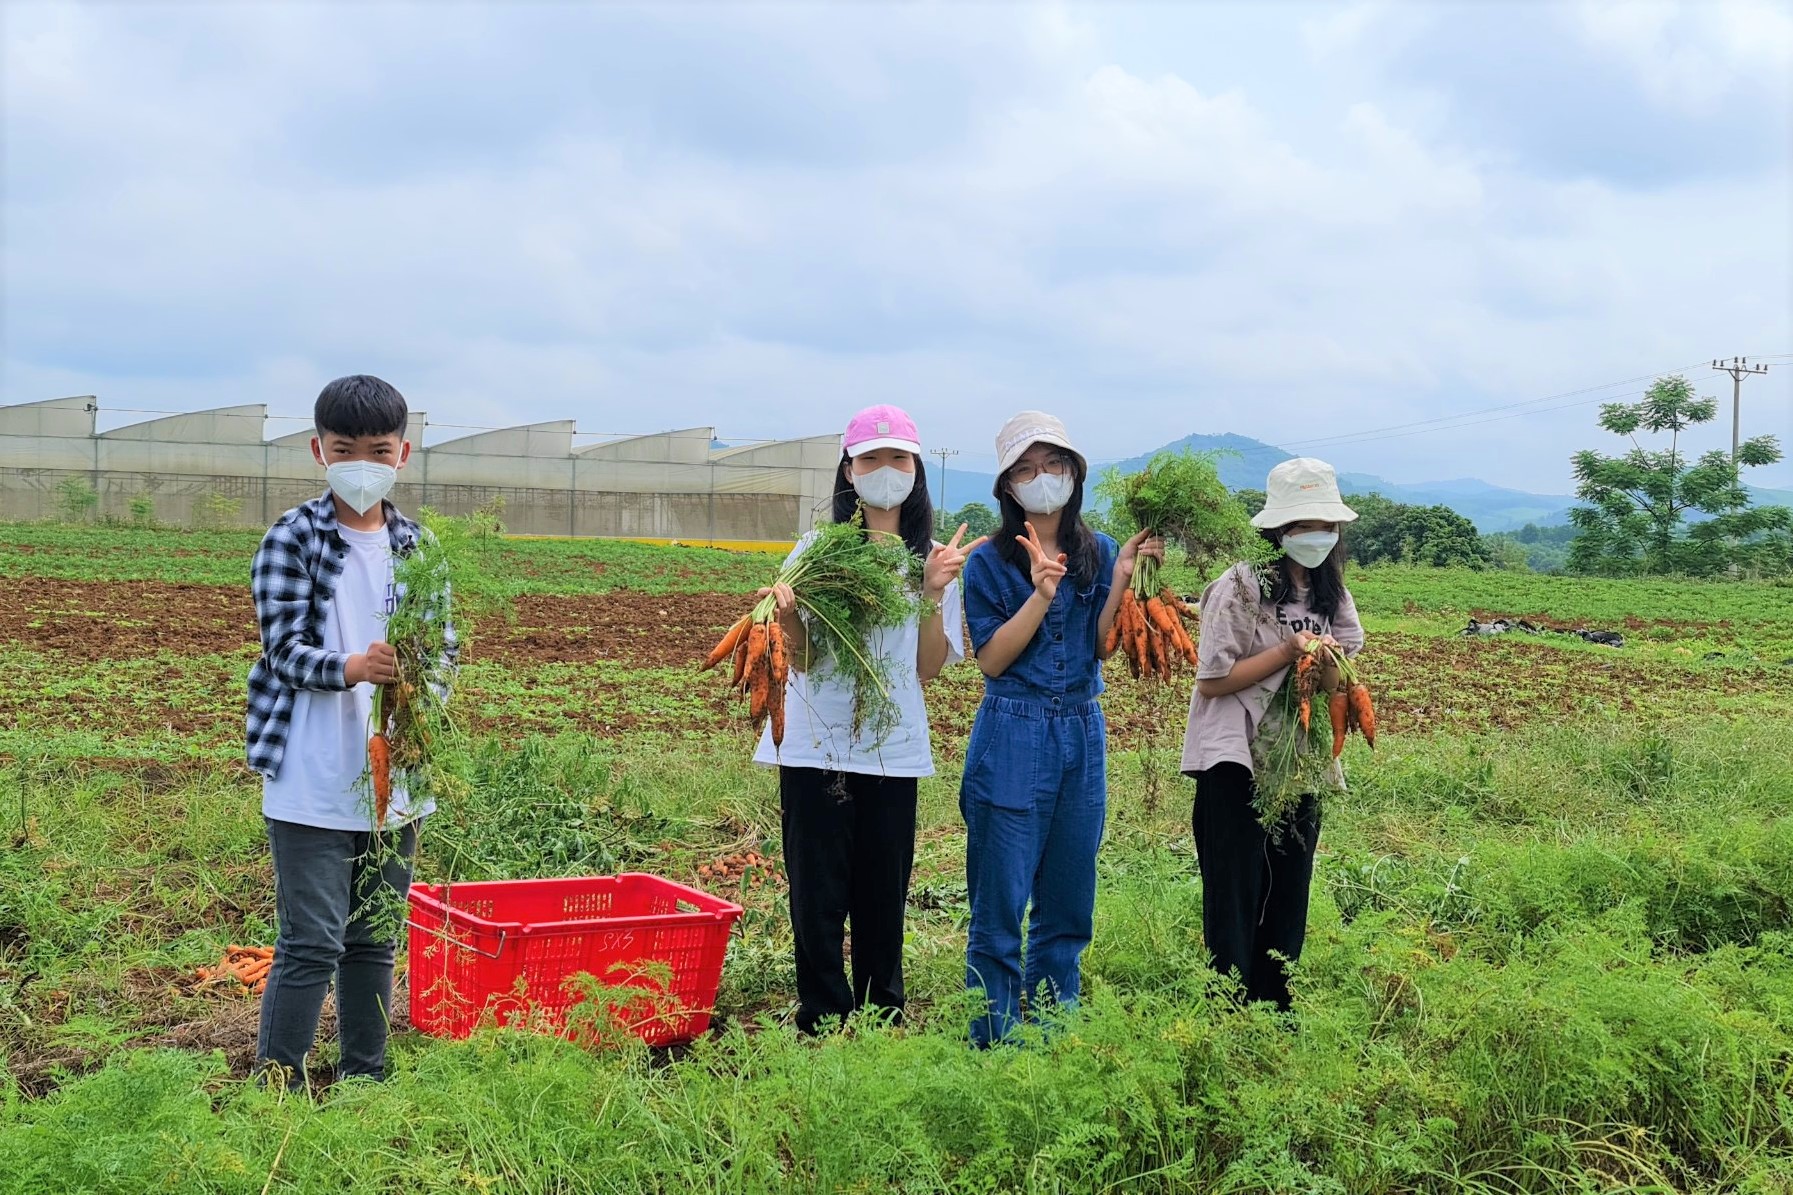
top-left (993, 411), bottom-right (1087, 477)
top-left (1250, 457), bottom-right (1359, 528)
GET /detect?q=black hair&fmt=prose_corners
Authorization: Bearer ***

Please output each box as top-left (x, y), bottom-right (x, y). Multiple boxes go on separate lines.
top-left (1258, 526), bottom-right (1347, 619)
top-left (831, 452), bottom-right (936, 560)
top-left (992, 453), bottom-right (1101, 588)
top-left (314, 375), bottom-right (408, 440)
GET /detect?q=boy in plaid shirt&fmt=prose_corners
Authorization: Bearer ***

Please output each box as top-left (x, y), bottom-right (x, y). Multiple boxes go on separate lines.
top-left (247, 375), bottom-right (453, 1085)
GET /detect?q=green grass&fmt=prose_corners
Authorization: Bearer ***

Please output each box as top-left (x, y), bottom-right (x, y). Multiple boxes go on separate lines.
top-left (5, 719), bottom-right (1793, 1191)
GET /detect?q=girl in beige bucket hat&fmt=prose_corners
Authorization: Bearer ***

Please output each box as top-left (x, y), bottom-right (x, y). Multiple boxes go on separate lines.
top-left (957, 411), bottom-right (1162, 1046)
top-left (1178, 457), bottom-right (1365, 1012)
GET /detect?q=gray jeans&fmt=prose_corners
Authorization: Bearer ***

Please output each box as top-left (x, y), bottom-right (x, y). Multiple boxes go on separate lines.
top-left (256, 817), bottom-right (418, 1081)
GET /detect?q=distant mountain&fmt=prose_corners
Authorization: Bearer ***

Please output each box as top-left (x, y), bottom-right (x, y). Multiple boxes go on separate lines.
top-left (1750, 485), bottom-right (1793, 509)
top-left (930, 432), bottom-right (1793, 535)
top-left (1106, 435), bottom-right (1583, 533)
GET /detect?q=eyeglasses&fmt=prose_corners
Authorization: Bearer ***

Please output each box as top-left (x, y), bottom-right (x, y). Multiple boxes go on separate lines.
top-left (1008, 455), bottom-right (1073, 484)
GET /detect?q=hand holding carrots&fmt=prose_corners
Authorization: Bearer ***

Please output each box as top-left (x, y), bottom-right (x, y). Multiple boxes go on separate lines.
top-left (347, 642), bottom-right (400, 686)
top-left (1113, 527), bottom-right (1165, 587)
top-left (1017, 521), bottom-right (1069, 600)
top-left (754, 583), bottom-right (800, 639)
top-left (924, 523), bottom-right (988, 600)
top-left (1286, 630), bottom-right (1339, 663)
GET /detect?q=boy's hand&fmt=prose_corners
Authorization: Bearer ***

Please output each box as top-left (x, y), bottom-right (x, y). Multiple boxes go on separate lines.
top-left (347, 642), bottom-right (400, 686)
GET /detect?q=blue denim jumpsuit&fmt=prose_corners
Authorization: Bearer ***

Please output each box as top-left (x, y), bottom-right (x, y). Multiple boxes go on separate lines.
top-left (959, 532), bottom-right (1117, 1045)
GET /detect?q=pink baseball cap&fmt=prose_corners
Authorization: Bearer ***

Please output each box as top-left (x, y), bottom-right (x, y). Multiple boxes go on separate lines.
top-left (842, 404), bottom-right (922, 457)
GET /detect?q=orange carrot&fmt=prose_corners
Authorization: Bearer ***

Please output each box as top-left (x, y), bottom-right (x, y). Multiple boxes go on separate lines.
top-left (767, 624), bottom-right (788, 747)
top-left (730, 629), bottom-right (752, 693)
top-left (369, 733), bottom-right (392, 823)
top-left (1349, 682), bottom-right (1376, 748)
top-left (703, 615), bottom-right (752, 671)
top-left (1299, 697), bottom-right (1311, 733)
top-left (746, 623), bottom-right (770, 729)
top-left (1105, 591), bottom-right (1129, 655)
top-left (1168, 604), bottom-right (1198, 664)
top-left (1143, 595), bottom-right (1181, 647)
top-left (1142, 608), bottom-right (1164, 679)
top-left (768, 622), bottom-right (789, 688)
top-left (1330, 691), bottom-right (1349, 759)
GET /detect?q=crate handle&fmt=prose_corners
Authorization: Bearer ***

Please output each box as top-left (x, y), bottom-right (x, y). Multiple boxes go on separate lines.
top-left (406, 919), bottom-right (509, 960)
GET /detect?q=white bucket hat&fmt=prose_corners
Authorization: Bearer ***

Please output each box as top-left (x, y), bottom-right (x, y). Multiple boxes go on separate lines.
top-left (1251, 457), bottom-right (1359, 529)
top-left (993, 410), bottom-right (1086, 477)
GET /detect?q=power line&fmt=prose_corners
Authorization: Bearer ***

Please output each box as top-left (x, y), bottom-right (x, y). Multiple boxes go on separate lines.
top-left (929, 447), bottom-right (959, 519)
top-left (1712, 356), bottom-right (1772, 470)
top-left (940, 357), bottom-right (1766, 467)
top-left (1273, 360), bottom-right (1714, 452)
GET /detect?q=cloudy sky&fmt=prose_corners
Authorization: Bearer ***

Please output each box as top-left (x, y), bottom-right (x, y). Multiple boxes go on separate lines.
top-left (4, 0), bottom-right (1790, 492)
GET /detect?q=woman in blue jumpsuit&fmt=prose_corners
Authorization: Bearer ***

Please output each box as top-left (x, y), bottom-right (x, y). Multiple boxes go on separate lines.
top-left (958, 411), bottom-right (1160, 1046)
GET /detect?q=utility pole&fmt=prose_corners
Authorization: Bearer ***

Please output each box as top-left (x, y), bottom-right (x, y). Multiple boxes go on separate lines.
top-left (929, 447), bottom-right (958, 529)
top-left (1711, 356), bottom-right (1771, 471)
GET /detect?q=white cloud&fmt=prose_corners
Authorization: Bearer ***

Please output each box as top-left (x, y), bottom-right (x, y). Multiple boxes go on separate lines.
top-left (2, 1), bottom-right (1788, 494)
top-left (1574, 0), bottom-right (1793, 114)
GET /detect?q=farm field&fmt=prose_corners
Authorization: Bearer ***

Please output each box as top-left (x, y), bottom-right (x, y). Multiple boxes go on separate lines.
top-left (3, 522), bottom-right (1793, 1193)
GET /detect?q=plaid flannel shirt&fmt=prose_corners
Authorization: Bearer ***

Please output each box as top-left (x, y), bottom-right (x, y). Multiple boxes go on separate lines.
top-left (246, 492), bottom-right (459, 779)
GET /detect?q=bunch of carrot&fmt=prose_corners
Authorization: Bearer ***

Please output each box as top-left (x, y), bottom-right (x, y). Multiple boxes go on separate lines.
top-left (1251, 638), bottom-right (1380, 833)
top-left (701, 613), bottom-right (791, 747)
top-left (701, 514), bottom-right (922, 748)
top-left (195, 945), bottom-right (275, 996)
top-left (1107, 585), bottom-right (1199, 681)
top-left (1293, 641), bottom-right (1377, 758)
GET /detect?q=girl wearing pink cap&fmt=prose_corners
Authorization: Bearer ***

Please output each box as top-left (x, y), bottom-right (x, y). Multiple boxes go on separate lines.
top-left (753, 405), bottom-right (983, 1034)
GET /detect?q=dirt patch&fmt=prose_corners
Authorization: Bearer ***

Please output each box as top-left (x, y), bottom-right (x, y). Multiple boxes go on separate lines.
top-left (0, 579), bottom-right (751, 670)
top-left (6, 970), bottom-right (420, 1096)
top-left (477, 591), bottom-right (747, 669)
top-left (0, 577), bottom-right (254, 659)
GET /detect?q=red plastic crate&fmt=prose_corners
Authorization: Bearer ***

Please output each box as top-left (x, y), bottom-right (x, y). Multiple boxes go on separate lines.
top-left (407, 874), bottom-right (743, 1047)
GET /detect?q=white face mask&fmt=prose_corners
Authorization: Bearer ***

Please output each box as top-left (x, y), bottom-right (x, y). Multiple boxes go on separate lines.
top-left (852, 465), bottom-right (916, 511)
top-left (1282, 531), bottom-right (1338, 568)
top-left (1011, 472), bottom-right (1075, 515)
top-left (326, 460), bottom-right (398, 516)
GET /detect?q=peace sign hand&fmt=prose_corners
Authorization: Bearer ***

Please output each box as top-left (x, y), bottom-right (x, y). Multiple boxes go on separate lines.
top-left (924, 523), bottom-right (989, 601)
top-left (1018, 521), bottom-right (1069, 600)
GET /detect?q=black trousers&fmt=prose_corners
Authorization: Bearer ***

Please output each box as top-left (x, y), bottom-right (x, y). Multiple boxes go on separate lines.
top-left (779, 767), bottom-right (918, 1034)
top-left (1191, 763), bottom-right (1320, 1010)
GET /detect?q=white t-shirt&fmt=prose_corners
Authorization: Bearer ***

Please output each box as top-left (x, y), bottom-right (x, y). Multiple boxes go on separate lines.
top-left (752, 534), bottom-right (964, 778)
top-left (263, 525), bottom-right (434, 830)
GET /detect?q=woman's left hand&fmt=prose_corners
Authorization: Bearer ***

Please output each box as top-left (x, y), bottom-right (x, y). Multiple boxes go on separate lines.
top-left (924, 523), bottom-right (989, 602)
top-left (1114, 527), bottom-right (1165, 585)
